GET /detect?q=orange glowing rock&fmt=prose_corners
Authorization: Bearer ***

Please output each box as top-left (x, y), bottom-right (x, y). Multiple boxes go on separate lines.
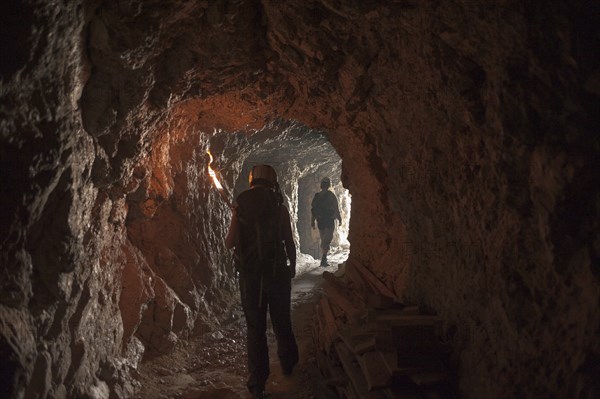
top-left (207, 150), bottom-right (224, 190)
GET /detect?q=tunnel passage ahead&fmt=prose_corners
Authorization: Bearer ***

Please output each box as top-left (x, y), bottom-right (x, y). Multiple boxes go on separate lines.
top-left (230, 120), bottom-right (350, 263)
top-left (120, 118), bottom-right (352, 369)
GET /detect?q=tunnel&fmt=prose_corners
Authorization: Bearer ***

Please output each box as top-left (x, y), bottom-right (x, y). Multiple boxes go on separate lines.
top-left (0, 1), bottom-right (599, 398)
top-left (227, 119), bottom-right (350, 264)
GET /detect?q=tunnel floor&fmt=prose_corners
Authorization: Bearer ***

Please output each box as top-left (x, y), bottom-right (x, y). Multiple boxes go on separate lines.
top-left (134, 254), bottom-right (348, 399)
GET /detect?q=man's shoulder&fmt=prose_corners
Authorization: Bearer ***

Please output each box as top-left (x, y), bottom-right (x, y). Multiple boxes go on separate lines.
top-left (312, 191), bottom-right (323, 202)
top-left (324, 190), bottom-right (338, 200)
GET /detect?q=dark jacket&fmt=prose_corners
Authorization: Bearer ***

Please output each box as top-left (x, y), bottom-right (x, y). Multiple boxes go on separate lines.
top-left (311, 190), bottom-right (341, 229)
top-left (228, 186), bottom-right (296, 278)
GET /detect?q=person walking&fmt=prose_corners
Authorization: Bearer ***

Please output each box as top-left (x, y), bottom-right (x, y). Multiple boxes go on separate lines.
top-left (225, 164), bottom-right (299, 399)
top-left (311, 177), bottom-right (342, 267)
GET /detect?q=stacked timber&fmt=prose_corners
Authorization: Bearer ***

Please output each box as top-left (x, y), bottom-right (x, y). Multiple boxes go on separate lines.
top-left (313, 260), bottom-right (455, 399)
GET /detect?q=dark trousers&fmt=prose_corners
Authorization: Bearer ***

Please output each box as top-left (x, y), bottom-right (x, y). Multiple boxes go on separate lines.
top-left (240, 271), bottom-right (299, 393)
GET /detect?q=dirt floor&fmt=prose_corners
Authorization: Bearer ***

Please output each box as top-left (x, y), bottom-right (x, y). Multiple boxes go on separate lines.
top-left (134, 253), bottom-right (347, 399)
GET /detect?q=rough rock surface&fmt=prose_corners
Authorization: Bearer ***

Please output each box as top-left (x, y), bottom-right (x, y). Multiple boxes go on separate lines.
top-left (1, 0), bottom-right (599, 398)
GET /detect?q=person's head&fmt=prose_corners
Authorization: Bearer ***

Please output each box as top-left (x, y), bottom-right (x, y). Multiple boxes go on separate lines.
top-left (249, 164), bottom-right (277, 188)
top-left (320, 177), bottom-right (331, 190)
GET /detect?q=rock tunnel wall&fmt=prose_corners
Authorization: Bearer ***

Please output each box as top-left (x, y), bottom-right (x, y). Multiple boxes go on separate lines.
top-left (1, 0), bottom-right (598, 398)
top-left (261, 2), bottom-right (600, 398)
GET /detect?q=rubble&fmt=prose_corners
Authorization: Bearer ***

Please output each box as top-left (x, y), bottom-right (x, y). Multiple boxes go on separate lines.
top-left (314, 261), bottom-right (456, 399)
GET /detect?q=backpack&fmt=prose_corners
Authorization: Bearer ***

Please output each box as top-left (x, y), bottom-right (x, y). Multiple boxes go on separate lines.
top-left (234, 187), bottom-right (286, 278)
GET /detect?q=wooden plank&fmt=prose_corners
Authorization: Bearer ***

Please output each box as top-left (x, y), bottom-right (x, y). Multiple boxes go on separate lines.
top-left (338, 327), bottom-right (376, 356)
top-left (366, 293), bottom-right (396, 309)
top-left (334, 342), bottom-right (389, 399)
top-left (349, 260), bottom-right (397, 300)
top-left (315, 304), bottom-right (327, 352)
top-left (343, 383), bottom-right (361, 399)
top-left (381, 351), bottom-right (398, 376)
top-left (312, 314), bottom-right (320, 350)
top-left (357, 351), bottom-right (392, 391)
top-left (328, 364), bottom-right (349, 398)
top-left (316, 304), bottom-right (330, 353)
top-left (354, 336), bottom-right (376, 355)
top-left (315, 339), bottom-right (327, 372)
top-left (324, 357), bottom-right (349, 388)
top-left (323, 279), bottom-right (361, 320)
top-left (320, 297), bottom-right (338, 336)
top-left (345, 262), bottom-right (373, 301)
top-left (327, 301), bottom-right (347, 331)
top-left (329, 298), bottom-right (345, 318)
top-left (322, 270), bottom-right (364, 311)
top-left (315, 304), bottom-right (324, 331)
top-left (376, 321), bottom-right (439, 349)
top-left (345, 261), bottom-right (370, 289)
top-left (316, 337), bottom-right (350, 398)
top-left (322, 270), bottom-right (352, 293)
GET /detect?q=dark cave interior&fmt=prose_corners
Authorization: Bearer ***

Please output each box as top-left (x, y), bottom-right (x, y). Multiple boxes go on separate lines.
top-left (1, 1), bottom-right (599, 398)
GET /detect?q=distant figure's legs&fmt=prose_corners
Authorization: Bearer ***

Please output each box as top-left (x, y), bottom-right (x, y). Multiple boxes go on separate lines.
top-left (319, 226), bottom-right (334, 266)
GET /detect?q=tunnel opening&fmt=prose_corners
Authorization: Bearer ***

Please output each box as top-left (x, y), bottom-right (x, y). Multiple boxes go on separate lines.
top-left (229, 119), bottom-right (351, 270)
top-left (119, 110), bottom-right (357, 371)
top-left (123, 118), bottom-right (355, 398)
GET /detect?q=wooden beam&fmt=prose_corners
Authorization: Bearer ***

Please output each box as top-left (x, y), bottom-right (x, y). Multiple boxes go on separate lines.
top-left (357, 351), bottom-right (392, 391)
top-left (322, 278), bottom-right (362, 320)
top-left (315, 303), bottom-right (329, 352)
top-left (320, 297), bottom-right (339, 336)
top-left (345, 261), bottom-right (373, 301)
top-left (349, 259), bottom-right (397, 300)
top-left (338, 327), bottom-right (376, 356)
top-left (366, 293), bottom-right (396, 309)
top-left (334, 342), bottom-right (388, 399)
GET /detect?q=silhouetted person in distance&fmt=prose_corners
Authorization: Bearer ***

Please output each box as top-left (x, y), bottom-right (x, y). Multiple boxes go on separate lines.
top-left (311, 177), bottom-right (342, 267)
top-left (225, 164), bottom-right (299, 399)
